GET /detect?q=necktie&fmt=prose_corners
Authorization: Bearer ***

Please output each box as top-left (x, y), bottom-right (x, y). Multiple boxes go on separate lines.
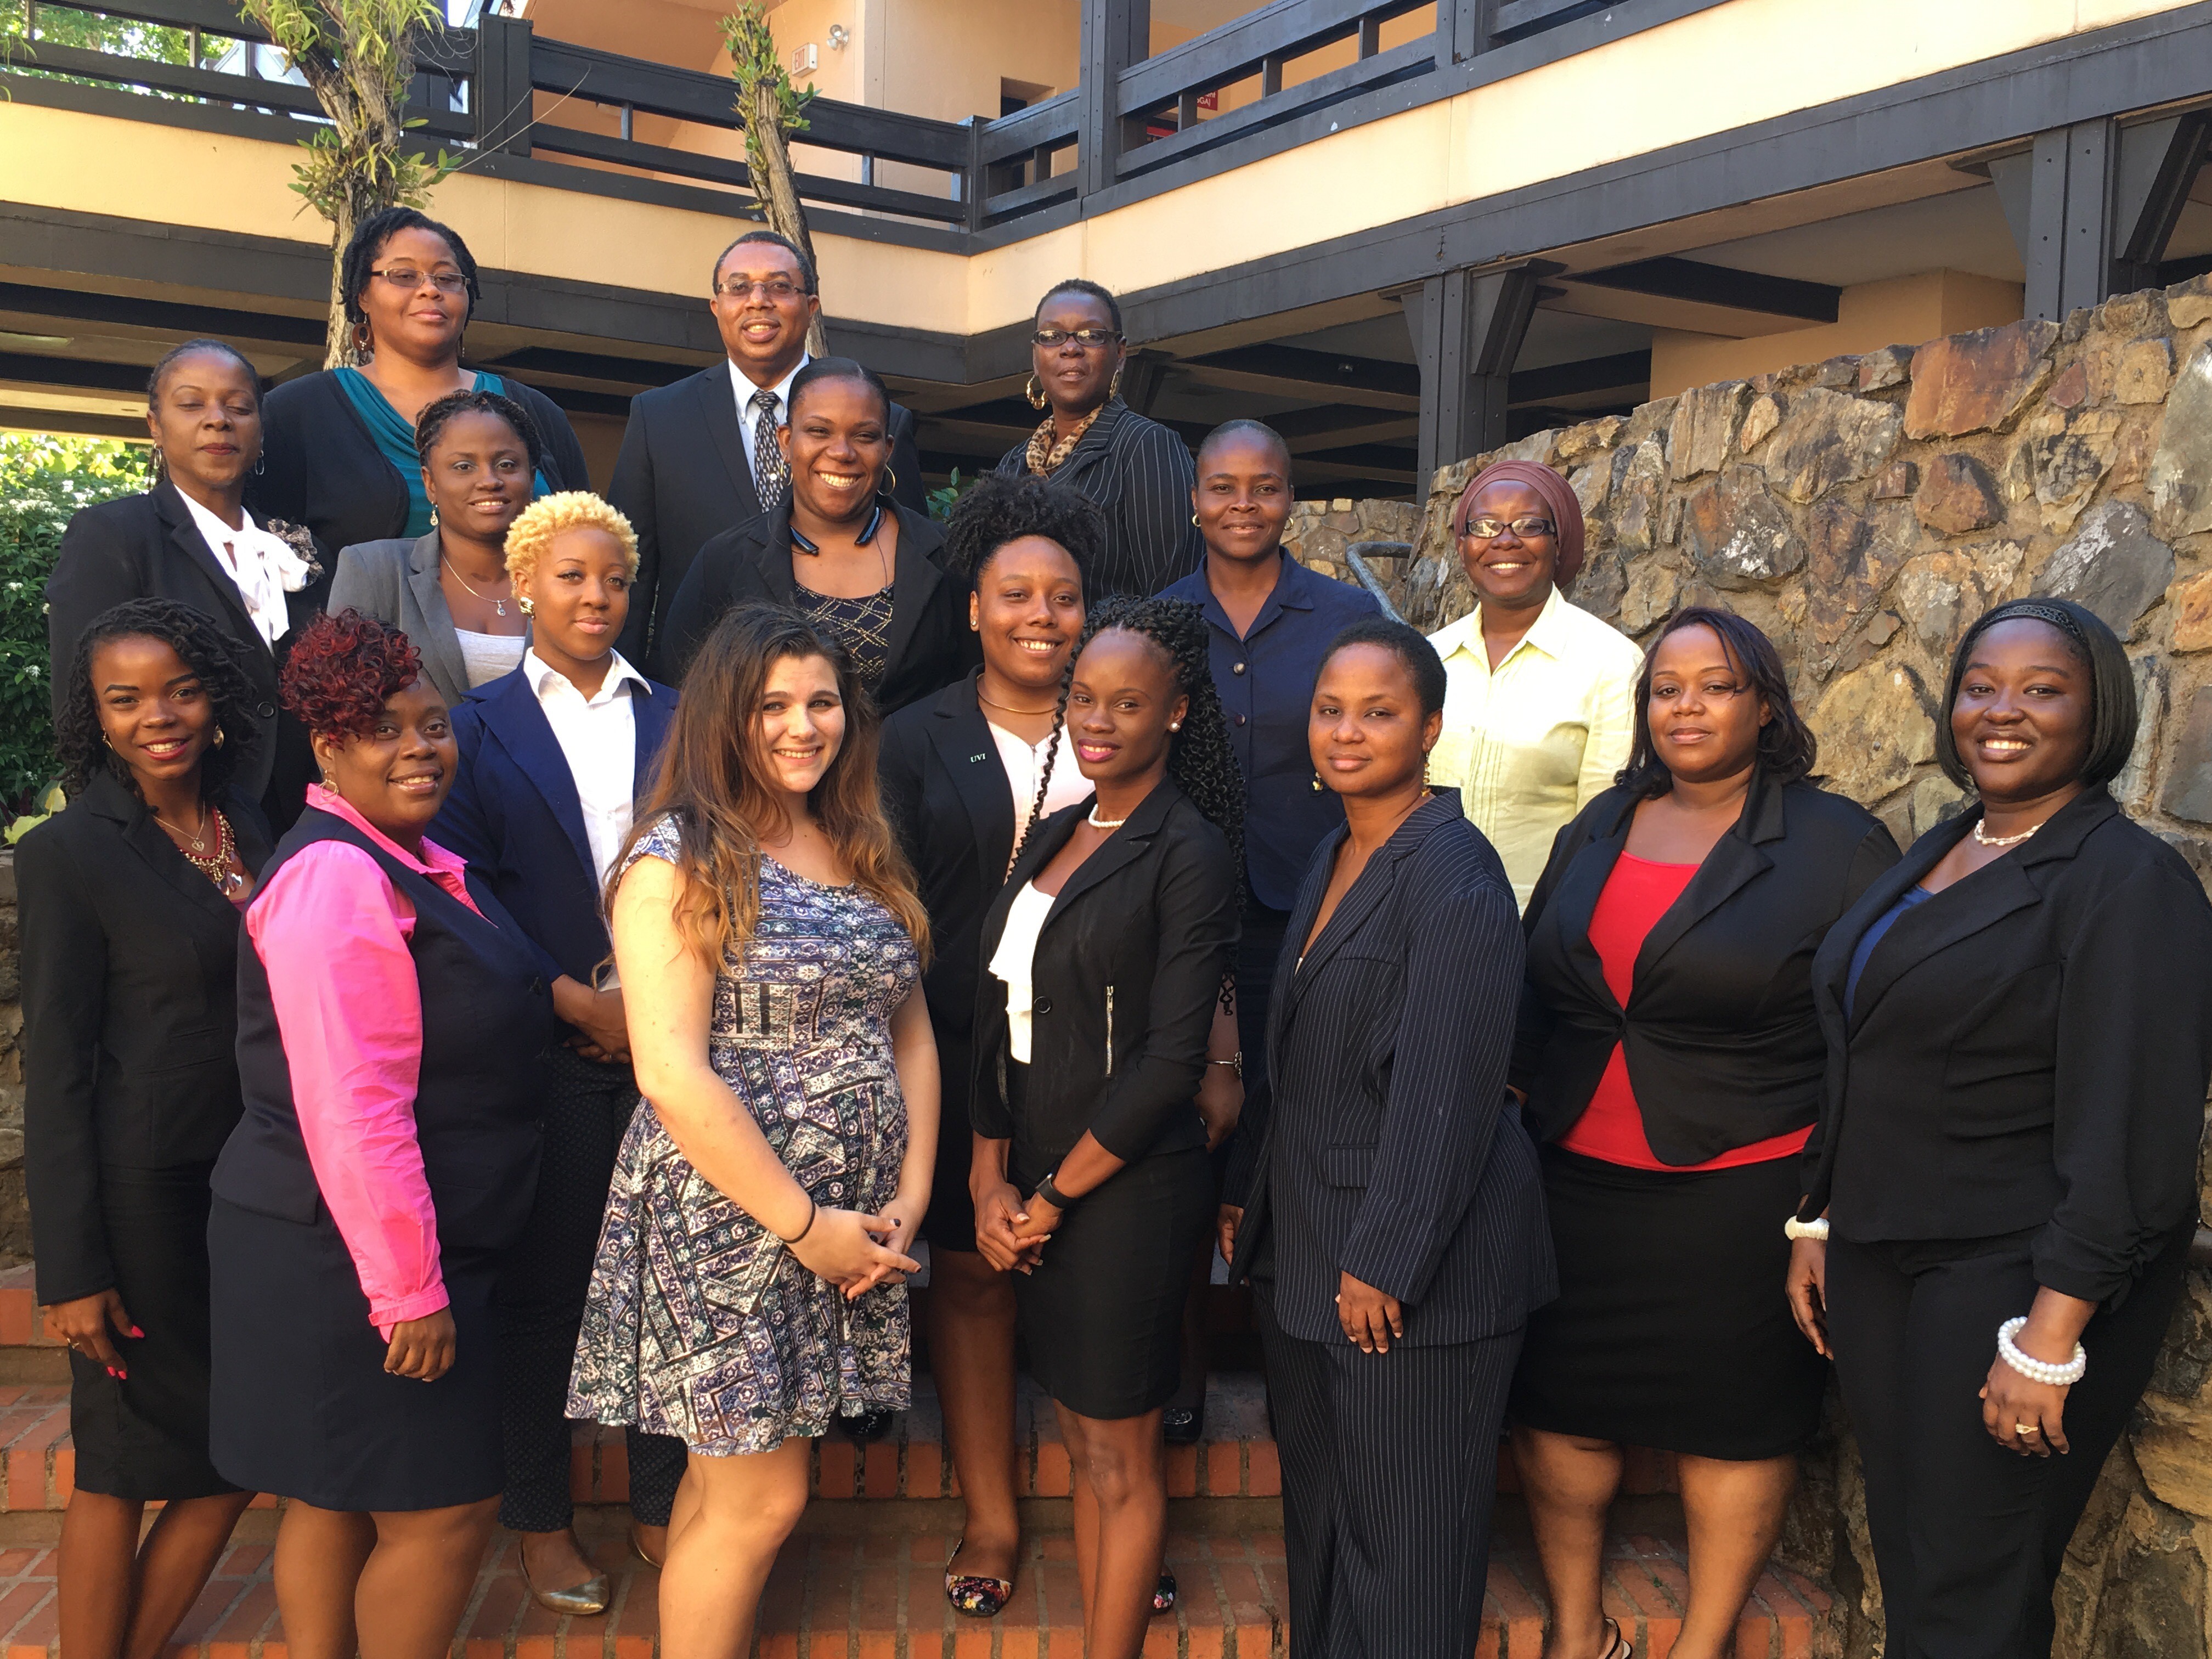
top-left (751, 387), bottom-right (791, 511)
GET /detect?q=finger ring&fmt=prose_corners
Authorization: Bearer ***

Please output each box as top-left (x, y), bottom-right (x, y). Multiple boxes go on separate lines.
top-left (2016, 1423), bottom-right (2040, 1435)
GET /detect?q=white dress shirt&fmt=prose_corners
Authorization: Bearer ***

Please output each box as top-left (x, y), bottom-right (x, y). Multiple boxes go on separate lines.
top-left (523, 647), bottom-right (649, 889)
top-left (729, 353), bottom-right (810, 486)
top-left (988, 719), bottom-right (1094, 855)
top-left (176, 489), bottom-right (301, 650)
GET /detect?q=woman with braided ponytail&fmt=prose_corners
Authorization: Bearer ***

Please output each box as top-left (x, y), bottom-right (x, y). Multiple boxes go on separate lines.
top-left (970, 596), bottom-right (1243, 1657)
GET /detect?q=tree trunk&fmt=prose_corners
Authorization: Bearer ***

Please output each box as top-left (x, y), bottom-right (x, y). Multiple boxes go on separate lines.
top-left (324, 206), bottom-right (356, 369)
top-left (747, 79), bottom-right (830, 359)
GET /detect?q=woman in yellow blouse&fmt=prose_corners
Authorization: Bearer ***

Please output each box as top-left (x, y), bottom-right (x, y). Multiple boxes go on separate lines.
top-left (1425, 461), bottom-right (1641, 910)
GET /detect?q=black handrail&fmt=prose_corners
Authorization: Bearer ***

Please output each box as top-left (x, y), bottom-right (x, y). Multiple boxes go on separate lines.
top-left (2, 0), bottom-right (1638, 234)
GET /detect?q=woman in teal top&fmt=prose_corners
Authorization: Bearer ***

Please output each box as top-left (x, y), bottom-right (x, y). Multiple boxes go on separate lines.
top-left (250, 206), bottom-right (588, 564)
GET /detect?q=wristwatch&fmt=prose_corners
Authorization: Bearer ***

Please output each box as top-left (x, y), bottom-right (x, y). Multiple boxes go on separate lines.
top-left (1034, 1170), bottom-right (1077, 1211)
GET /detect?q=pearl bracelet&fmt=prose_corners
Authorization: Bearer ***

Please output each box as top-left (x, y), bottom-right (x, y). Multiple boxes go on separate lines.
top-left (1784, 1216), bottom-right (1830, 1242)
top-left (1997, 1316), bottom-right (2087, 1386)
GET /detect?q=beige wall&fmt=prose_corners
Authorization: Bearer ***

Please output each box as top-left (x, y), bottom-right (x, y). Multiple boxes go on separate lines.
top-left (4, 0), bottom-right (2195, 340)
top-left (1649, 270), bottom-right (2027, 397)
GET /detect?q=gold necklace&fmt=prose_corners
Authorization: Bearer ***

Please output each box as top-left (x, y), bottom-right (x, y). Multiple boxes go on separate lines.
top-left (442, 550), bottom-right (512, 617)
top-left (978, 688), bottom-right (1058, 716)
top-left (154, 800), bottom-right (211, 852)
top-left (158, 806), bottom-right (242, 894)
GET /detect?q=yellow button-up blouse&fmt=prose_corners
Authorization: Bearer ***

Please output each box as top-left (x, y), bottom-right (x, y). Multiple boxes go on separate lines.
top-left (1427, 586), bottom-right (1644, 910)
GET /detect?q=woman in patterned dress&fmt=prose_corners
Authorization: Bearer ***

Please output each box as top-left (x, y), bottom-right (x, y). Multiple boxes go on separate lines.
top-left (568, 601), bottom-right (939, 1659)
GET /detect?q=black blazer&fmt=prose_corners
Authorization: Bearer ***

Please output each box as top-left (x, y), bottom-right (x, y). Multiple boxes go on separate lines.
top-left (44, 479), bottom-right (323, 827)
top-left (248, 369), bottom-right (589, 568)
top-left (1803, 787), bottom-right (2212, 1306)
top-left (970, 778), bottom-right (1238, 1176)
top-left (878, 673), bottom-right (1018, 1138)
top-left (993, 398), bottom-right (1202, 599)
top-left (610, 363), bottom-right (926, 676)
top-left (660, 499), bottom-right (973, 713)
top-left (431, 663), bottom-right (679, 989)
top-left (18, 769), bottom-right (274, 1305)
top-left (1227, 794), bottom-right (1552, 1346)
top-left (1514, 773), bottom-right (1899, 1163)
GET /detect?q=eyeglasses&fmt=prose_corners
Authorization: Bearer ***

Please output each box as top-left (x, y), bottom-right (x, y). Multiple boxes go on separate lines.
top-left (1033, 328), bottom-right (1124, 349)
top-left (1460, 515), bottom-right (1556, 540)
top-left (716, 278), bottom-right (811, 301)
top-left (371, 267), bottom-right (468, 295)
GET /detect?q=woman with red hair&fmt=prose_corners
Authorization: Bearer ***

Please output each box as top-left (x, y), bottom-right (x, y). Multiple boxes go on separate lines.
top-left (1425, 461), bottom-right (1641, 911)
top-left (205, 610), bottom-right (552, 1659)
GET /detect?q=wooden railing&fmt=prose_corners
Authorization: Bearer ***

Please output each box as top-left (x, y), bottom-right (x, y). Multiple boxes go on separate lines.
top-left (2, 0), bottom-right (1638, 234)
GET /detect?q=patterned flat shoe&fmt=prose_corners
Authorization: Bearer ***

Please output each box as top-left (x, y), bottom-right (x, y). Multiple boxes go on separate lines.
top-left (1153, 1570), bottom-right (1177, 1615)
top-left (945, 1539), bottom-right (1014, 1618)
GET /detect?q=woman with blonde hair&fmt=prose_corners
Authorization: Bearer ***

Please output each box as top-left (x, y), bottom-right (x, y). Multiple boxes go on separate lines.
top-left (431, 491), bottom-right (684, 1610)
top-left (568, 601), bottom-right (939, 1659)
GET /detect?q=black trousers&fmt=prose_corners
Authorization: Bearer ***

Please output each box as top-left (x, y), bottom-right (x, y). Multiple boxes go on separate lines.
top-left (1237, 901), bottom-right (1290, 1112)
top-left (1825, 1224), bottom-right (2191, 1659)
top-left (1257, 1293), bottom-right (1520, 1658)
top-left (497, 1046), bottom-right (685, 1531)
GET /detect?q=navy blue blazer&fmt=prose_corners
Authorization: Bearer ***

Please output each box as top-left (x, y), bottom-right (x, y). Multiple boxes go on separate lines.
top-left (1228, 792), bottom-right (1555, 1345)
top-left (430, 662), bottom-right (678, 989)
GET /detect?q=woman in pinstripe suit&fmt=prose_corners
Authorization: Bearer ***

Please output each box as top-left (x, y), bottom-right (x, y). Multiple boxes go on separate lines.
top-left (1224, 617), bottom-right (1553, 1657)
top-left (993, 279), bottom-right (1203, 600)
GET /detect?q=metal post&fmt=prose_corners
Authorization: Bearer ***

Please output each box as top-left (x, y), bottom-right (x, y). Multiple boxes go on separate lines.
top-left (1435, 0), bottom-right (1495, 66)
top-left (1401, 260), bottom-right (1555, 487)
top-left (1077, 0), bottom-right (1148, 200)
top-left (472, 11), bottom-right (534, 158)
top-left (1991, 114), bottom-right (2209, 320)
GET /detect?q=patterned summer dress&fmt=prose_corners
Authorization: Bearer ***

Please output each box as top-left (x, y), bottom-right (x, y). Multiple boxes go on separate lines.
top-left (567, 815), bottom-right (922, 1454)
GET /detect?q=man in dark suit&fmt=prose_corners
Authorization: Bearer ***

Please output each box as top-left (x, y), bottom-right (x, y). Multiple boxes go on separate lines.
top-left (610, 229), bottom-right (924, 678)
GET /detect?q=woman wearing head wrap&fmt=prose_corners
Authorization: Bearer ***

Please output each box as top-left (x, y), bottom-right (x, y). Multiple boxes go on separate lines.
top-left (1425, 460), bottom-right (1641, 910)
top-left (1788, 597), bottom-right (2212, 1659)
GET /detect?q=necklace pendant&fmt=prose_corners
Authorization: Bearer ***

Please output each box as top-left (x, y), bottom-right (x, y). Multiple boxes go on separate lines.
top-left (494, 600), bottom-right (506, 616)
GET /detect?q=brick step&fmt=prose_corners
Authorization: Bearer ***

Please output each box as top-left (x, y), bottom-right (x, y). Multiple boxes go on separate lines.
top-left (0, 1521), bottom-right (1837, 1658)
top-left (0, 1377), bottom-right (1684, 1516)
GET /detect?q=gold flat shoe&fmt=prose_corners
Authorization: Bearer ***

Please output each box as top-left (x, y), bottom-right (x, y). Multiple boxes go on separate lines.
top-left (630, 1522), bottom-right (667, 1570)
top-left (520, 1541), bottom-right (611, 1616)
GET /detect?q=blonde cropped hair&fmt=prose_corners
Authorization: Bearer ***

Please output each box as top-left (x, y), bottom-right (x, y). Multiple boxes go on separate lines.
top-left (504, 491), bottom-right (639, 584)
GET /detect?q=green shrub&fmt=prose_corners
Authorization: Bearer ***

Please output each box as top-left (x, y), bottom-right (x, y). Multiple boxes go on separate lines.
top-left (0, 434), bottom-right (150, 815)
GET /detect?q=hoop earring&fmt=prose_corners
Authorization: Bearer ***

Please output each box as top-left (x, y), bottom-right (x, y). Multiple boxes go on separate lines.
top-left (1026, 373), bottom-right (1047, 411)
top-left (885, 466), bottom-right (898, 493)
top-left (213, 727), bottom-right (225, 748)
top-left (252, 452), bottom-right (266, 476)
top-left (1191, 513), bottom-right (1200, 526)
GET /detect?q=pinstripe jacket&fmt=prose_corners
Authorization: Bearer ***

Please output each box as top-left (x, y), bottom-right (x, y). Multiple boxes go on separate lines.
top-left (994, 398), bottom-right (1203, 599)
top-left (1228, 792), bottom-right (1555, 1345)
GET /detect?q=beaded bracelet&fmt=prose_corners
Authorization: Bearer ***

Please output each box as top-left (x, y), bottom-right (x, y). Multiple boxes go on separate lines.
top-left (1997, 1316), bottom-right (2087, 1386)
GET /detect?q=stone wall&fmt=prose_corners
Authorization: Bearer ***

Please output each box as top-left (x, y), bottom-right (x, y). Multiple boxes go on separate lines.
top-left (1302, 272), bottom-right (2212, 1659)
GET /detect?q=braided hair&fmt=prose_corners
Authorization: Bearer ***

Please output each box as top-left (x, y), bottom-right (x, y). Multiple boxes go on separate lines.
top-left (55, 599), bottom-right (263, 798)
top-left (1013, 596), bottom-right (1246, 883)
top-left (414, 387), bottom-right (543, 471)
top-left (340, 206), bottom-right (481, 341)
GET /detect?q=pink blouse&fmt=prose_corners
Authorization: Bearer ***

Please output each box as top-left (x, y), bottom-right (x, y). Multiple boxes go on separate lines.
top-left (245, 786), bottom-right (487, 1336)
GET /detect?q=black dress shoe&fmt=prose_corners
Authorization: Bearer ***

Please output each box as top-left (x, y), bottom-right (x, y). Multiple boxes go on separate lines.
top-left (847, 1407), bottom-right (896, 1442)
top-left (1162, 1401), bottom-right (1204, 1446)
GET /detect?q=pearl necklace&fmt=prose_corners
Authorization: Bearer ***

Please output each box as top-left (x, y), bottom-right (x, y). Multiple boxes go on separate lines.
top-left (1972, 819), bottom-right (2042, 848)
top-left (1088, 806), bottom-right (1128, 830)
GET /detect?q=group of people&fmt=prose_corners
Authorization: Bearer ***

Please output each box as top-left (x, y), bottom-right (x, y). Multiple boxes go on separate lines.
top-left (21, 200), bottom-right (2212, 1659)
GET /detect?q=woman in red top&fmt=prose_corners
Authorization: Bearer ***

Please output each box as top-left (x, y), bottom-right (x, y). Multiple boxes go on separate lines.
top-left (1508, 608), bottom-right (1897, 1659)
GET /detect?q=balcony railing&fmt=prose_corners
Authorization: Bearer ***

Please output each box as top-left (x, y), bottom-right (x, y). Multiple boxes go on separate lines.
top-left (1, 0), bottom-right (1639, 236)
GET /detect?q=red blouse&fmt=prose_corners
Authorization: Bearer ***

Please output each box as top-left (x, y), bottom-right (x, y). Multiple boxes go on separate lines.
top-left (1556, 851), bottom-right (1815, 1172)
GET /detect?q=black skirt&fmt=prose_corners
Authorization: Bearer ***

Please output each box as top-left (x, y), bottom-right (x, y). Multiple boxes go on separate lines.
top-left (919, 1025), bottom-right (979, 1253)
top-left (207, 1195), bottom-right (504, 1511)
top-left (1012, 1143), bottom-right (1211, 1421)
top-left (68, 1166), bottom-right (239, 1502)
top-left (1509, 1147), bottom-right (1826, 1460)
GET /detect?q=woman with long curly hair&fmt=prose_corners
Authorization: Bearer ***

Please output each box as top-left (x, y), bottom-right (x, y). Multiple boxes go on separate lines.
top-left (969, 595), bottom-right (1244, 1658)
top-left (567, 601), bottom-right (938, 1659)
top-left (206, 609), bottom-right (553, 1659)
top-left (22, 600), bottom-right (269, 1659)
